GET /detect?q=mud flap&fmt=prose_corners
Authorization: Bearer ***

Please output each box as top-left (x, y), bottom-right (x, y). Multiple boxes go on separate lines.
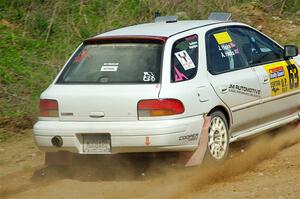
top-left (179, 116), bottom-right (211, 167)
top-left (45, 151), bottom-right (74, 166)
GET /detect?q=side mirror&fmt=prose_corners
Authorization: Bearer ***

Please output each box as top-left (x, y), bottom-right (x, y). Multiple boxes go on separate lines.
top-left (283, 45), bottom-right (298, 60)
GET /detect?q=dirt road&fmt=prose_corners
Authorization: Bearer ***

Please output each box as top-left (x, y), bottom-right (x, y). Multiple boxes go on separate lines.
top-left (1, 126), bottom-right (300, 199)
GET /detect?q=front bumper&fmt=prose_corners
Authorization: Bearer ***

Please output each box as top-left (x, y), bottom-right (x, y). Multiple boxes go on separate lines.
top-left (33, 115), bottom-right (204, 154)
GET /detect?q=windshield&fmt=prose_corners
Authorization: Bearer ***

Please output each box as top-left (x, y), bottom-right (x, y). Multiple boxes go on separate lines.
top-left (57, 43), bottom-right (163, 84)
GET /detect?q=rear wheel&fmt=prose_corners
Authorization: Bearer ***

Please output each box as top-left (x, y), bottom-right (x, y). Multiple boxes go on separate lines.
top-left (205, 111), bottom-right (229, 163)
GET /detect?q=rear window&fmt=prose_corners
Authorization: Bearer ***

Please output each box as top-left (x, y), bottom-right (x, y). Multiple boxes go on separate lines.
top-left (57, 43), bottom-right (163, 84)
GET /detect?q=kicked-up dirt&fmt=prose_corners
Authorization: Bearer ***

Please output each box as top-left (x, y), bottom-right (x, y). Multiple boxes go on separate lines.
top-left (0, 124), bottom-right (300, 199)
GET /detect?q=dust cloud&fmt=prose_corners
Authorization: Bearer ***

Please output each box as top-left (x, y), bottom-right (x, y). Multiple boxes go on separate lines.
top-left (131, 125), bottom-right (300, 199)
top-left (1, 125), bottom-right (299, 199)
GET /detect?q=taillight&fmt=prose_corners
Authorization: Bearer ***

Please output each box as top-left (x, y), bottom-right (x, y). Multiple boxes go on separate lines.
top-left (39, 99), bottom-right (59, 117)
top-left (138, 99), bottom-right (184, 117)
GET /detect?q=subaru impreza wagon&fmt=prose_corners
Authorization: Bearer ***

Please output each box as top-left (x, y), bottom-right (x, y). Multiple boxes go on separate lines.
top-left (33, 13), bottom-right (300, 162)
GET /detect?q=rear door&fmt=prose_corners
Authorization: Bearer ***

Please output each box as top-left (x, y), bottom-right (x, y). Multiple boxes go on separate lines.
top-left (158, 34), bottom-right (204, 118)
top-left (206, 28), bottom-right (262, 133)
top-left (51, 37), bottom-right (165, 122)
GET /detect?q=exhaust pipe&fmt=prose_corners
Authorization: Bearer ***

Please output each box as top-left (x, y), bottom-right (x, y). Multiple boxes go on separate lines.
top-left (51, 136), bottom-right (63, 147)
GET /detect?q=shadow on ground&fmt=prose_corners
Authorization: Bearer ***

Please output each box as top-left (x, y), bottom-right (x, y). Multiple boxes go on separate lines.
top-left (31, 122), bottom-right (299, 184)
top-left (30, 152), bottom-right (179, 183)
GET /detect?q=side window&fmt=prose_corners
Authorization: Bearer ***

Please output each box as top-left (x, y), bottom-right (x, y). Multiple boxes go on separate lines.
top-left (206, 29), bottom-right (247, 74)
top-left (171, 35), bottom-right (198, 82)
top-left (229, 27), bottom-right (283, 65)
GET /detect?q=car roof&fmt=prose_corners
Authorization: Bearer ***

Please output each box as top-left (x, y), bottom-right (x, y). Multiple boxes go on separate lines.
top-left (96, 20), bottom-right (227, 38)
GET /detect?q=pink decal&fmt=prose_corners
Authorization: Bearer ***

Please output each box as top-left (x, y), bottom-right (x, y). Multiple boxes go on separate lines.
top-left (185, 35), bottom-right (197, 41)
top-left (230, 42), bottom-right (236, 48)
top-left (74, 50), bottom-right (92, 63)
top-left (174, 66), bottom-right (188, 82)
top-left (145, 136), bottom-right (150, 146)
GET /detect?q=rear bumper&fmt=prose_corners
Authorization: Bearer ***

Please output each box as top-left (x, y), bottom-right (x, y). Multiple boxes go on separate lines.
top-left (33, 115), bottom-right (204, 154)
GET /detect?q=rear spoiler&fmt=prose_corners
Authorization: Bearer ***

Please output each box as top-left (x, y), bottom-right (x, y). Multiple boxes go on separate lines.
top-left (84, 35), bottom-right (168, 45)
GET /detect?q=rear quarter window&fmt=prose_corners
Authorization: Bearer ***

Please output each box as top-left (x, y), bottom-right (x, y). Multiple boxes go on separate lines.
top-left (171, 35), bottom-right (198, 82)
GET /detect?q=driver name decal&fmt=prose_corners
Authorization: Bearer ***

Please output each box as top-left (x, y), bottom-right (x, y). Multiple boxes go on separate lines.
top-left (213, 32), bottom-right (240, 58)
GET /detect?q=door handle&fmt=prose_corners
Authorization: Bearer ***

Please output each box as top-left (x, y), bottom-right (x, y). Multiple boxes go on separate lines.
top-left (263, 76), bottom-right (270, 84)
top-left (220, 86), bottom-right (229, 93)
top-left (89, 112), bottom-right (105, 118)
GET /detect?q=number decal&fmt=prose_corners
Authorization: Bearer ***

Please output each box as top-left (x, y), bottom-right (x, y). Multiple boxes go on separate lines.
top-left (287, 64), bottom-right (299, 89)
top-left (263, 60), bottom-right (300, 96)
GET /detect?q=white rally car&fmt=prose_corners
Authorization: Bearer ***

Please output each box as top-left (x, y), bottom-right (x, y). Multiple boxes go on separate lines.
top-left (34, 13), bottom-right (300, 162)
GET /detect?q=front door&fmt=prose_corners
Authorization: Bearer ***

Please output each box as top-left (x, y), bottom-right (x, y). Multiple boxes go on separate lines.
top-left (206, 28), bottom-right (262, 134)
top-left (227, 26), bottom-right (300, 125)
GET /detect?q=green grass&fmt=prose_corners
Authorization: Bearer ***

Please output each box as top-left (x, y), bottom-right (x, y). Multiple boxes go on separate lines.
top-left (0, 24), bottom-right (58, 116)
top-left (0, 128), bottom-right (26, 143)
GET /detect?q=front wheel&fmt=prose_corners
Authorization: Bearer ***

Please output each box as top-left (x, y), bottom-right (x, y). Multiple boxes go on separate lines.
top-left (205, 111), bottom-right (229, 163)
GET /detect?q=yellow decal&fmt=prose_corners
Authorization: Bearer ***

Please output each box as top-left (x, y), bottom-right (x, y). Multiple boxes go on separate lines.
top-left (263, 60), bottom-right (300, 96)
top-left (213, 32), bottom-right (232, 44)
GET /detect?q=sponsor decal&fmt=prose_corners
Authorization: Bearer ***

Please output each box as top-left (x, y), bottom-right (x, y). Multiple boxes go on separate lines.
top-left (228, 84), bottom-right (261, 98)
top-left (101, 63), bottom-right (119, 71)
top-left (263, 60), bottom-right (300, 96)
top-left (174, 66), bottom-right (188, 82)
top-left (269, 66), bottom-right (285, 79)
top-left (175, 50), bottom-right (196, 70)
top-left (143, 72), bottom-right (155, 82)
top-left (179, 133), bottom-right (199, 142)
top-left (189, 41), bottom-right (198, 49)
top-left (74, 50), bottom-right (92, 63)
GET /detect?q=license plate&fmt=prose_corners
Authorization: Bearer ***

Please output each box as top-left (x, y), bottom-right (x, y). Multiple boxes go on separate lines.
top-left (83, 134), bottom-right (111, 153)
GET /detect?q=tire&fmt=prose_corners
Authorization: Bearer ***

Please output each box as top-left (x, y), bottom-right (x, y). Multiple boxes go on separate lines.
top-left (204, 111), bottom-right (230, 163)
